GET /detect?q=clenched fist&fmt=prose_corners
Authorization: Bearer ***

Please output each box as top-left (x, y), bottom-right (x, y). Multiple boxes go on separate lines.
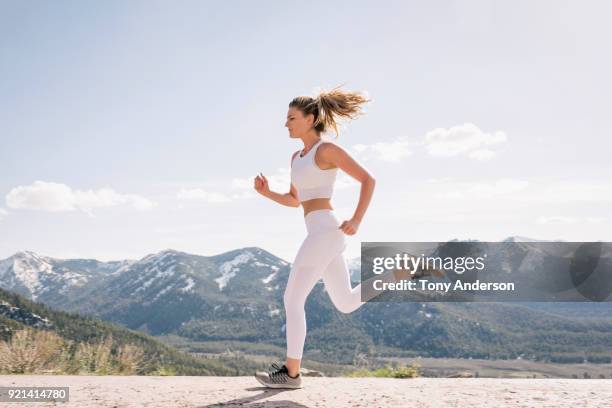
top-left (338, 217), bottom-right (361, 236)
top-left (254, 172), bottom-right (270, 196)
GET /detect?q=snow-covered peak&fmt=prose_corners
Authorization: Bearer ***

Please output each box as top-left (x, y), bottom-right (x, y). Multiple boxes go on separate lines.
top-left (215, 250), bottom-right (256, 291)
top-left (138, 249), bottom-right (183, 266)
top-left (10, 250), bottom-right (54, 263)
top-left (0, 250), bottom-right (126, 301)
top-left (1, 251), bottom-right (55, 301)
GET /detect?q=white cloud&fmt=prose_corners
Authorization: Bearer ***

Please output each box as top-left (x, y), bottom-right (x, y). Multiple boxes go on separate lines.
top-left (0, 208), bottom-right (8, 221)
top-left (176, 188), bottom-right (231, 203)
top-left (233, 168), bottom-right (291, 193)
top-left (350, 138), bottom-right (413, 162)
top-left (468, 149), bottom-right (497, 161)
top-left (231, 191), bottom-right (257, 199)
top-left (346, 123), bottom-right (505, 163)
top-left (5, 181), bottom-right (155, 213)
top-left (176, 169), bottom-right (290, 206)
top-left (424, 123), bottom-right (507, 159)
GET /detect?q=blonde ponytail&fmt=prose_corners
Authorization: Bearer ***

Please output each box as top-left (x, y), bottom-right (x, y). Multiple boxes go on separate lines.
top-left (289, 83), bottom-right (371, 137)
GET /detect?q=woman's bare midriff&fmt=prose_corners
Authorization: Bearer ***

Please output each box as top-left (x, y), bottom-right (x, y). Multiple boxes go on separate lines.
top-left (301, 198), bottom-right (333, 217)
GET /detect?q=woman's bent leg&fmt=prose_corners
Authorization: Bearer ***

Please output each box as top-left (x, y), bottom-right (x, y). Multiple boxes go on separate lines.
top-left (323, 252), bottom-right (399, 314)
top-left (321, 253), bottom-right (363, 314)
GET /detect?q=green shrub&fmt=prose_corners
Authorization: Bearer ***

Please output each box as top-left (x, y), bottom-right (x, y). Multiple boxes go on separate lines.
top-left (346, 362), bottom-right (420, 378)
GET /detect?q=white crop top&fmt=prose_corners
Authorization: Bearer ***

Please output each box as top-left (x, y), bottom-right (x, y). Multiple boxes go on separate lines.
top-left (290, 138), bottom-right (338, 201)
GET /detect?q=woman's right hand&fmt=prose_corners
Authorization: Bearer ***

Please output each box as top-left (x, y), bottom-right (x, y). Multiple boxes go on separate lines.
top-left (254, 172), bottom-right (270, 196)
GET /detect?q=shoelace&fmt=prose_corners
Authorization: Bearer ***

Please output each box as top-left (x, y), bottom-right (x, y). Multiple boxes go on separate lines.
top-left (267, 362), bottom-right (283, 374)
top-left (268, 363), bottom-right (296, 384)
top-left (269, 365), bottom-right (289, 383)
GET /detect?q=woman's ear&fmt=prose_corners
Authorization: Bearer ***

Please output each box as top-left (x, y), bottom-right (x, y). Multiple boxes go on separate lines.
top-left (307, 113), bottom-right (315, 127)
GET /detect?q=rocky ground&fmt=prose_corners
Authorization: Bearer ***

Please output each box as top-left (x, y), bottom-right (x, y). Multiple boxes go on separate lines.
top-left (1, 375), bottom-right (611, 407)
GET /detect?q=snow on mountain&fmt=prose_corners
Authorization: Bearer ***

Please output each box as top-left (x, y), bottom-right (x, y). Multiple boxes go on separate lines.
top-left (0, 251), bottom-right (135, 302)
top-left (0, 299), bottom-right (53, 329)
top-left (216, 251), bottom-right (255, 290)
top-left (52, 247), bottom-right (291, 321)
top-left (261, 271), bottom-right (278, 285)
top-left (209, 247), bottom-right (288, 293)
top-left (0, 251), bottom-right (55, 300)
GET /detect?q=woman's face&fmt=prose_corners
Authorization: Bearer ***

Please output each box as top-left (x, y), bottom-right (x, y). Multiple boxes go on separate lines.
top-left (285, 106), bottom-right (313, 138)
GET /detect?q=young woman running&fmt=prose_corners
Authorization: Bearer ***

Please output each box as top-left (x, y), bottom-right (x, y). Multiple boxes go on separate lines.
top-left (252, 85), bottom-right (424, 389)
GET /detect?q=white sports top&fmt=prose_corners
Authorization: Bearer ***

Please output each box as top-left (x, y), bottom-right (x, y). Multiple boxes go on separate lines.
top-left (290, 138), bottom-right (338, 201)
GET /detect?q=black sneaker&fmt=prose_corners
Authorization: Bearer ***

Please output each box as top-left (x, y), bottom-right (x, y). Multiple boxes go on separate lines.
top-left (254, 363), bottom-right (302, 389)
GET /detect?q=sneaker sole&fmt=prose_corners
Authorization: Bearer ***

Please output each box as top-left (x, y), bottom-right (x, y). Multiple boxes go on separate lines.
top-left (254, 375), bottom-right (302, 389)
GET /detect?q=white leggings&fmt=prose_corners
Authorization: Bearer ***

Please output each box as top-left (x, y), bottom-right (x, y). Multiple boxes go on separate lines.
top-left (283, 209), bottom-right (397, 360)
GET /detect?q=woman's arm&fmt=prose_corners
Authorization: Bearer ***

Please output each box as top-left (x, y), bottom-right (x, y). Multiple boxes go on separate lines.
top-left (257, 176), bottom-right (300, 207)
top-left (253, 152), bottom-right (301, 208)
top-left (320, 143), bottom-right (376, 234)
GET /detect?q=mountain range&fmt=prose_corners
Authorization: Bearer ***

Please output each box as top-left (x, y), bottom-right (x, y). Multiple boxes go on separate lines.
top-left (1, 237), bottom-right (612, 363)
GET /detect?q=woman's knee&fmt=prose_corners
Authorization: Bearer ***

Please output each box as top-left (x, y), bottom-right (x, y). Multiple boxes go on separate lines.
top-left (283, 289), bottom-right (306, 314)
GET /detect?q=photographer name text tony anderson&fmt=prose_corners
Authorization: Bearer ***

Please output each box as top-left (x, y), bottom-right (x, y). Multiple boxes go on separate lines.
top-left (373, 279), bottom-right (516, 292)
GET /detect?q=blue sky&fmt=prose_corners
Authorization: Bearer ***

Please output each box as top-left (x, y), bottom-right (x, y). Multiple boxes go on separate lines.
top-left (1, 0), bottom-right (611, 262)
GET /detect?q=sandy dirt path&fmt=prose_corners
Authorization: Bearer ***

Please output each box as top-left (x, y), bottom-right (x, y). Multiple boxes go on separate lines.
top-left (1, 375), bottom-right (611, 407)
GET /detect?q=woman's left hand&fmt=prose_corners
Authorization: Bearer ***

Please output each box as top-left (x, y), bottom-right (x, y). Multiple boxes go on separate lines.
top-left (339, 217), bottom-right (361, 235)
